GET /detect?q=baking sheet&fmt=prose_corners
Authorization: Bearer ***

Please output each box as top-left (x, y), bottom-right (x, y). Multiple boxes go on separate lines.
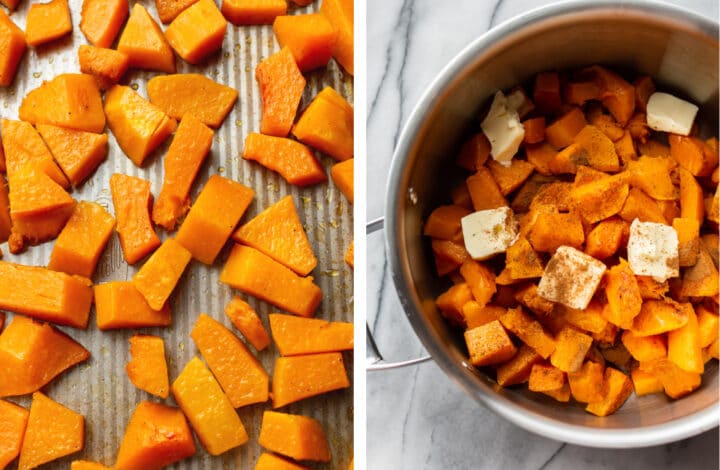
top-left (0, 1), bottom-right (354, 468)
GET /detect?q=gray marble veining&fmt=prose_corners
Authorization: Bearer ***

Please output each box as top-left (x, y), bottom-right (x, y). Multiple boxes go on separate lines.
top-left (366, 1), bottom-right (720, 468)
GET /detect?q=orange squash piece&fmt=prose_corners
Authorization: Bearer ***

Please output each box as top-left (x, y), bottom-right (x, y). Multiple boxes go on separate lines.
top-left (156, 0), bottom-right (198, 23)
top-left (221, 244), bottom-right (323, 317)
top-left (147, 74), bottom-right (238, 128)
top-left (499, 306), bottom-right (556, 359)
top-left (631, 299), bottom-right (688, 337)
top-left (584, 65), bottom-right (635, 126)
top-left (495, 344), bottom-right (542, 387)
top-left (522, 117), bottom-right (546, 144)
top-left (2, 119), bottom-right (70, 189)
top-left (0, 262), bottom-right (92, 328)
top-left (680, 248), bottom-right (719, 298)
top-left (459, 259), bottom-right (496, 307)
top-left (505, 236), bottom-right (544, 280)
top-left (533, 71), bottom-right (562, 115)
top-left (80, 0), bottom-right (129, 48)
top-left (585, 217), bottom-right (626, 259)
top-left (232, 195), bottom-right (316, 276)
top-left (258, 411), bottom-right (331, 462)
top-left (465, 320), bottom-right (517, 367)
top-left (25, 0), bottom-right (72, 47)
top-left (269, 313), bottom-right (353, 356)
top-left (104, 85), bottom-right (177, 166)
top-left (176, 175), bottom-right (254, 265)
top-left (224, 296), bottom-right (270, 351)
top-left (678, 167), bottom-right (705, 223)
top-left (48, 201), bottom-right (115, 278)
top-left (272, 352), bottom-right (349, 408)
top-left (487, 159), bottom-right (534, 196)
top-left (432, 238), bottom-right (469, 276)
top-left (94, 281), bottom-right (172, 330)
top-left (0, 10), bottom-right (26, 87)
top-left (545, 107), bottom-right (587, 149)
top-left (673, 217), bottom-right (700, 267)
top-left (667, 303), bottom-right (703, 374)
top-left (331, 158), bottom-right (354, 203)
top-left (126, 335), bottom-right (169, 399)
top-left (466, 167), bottom-right (508, 211)
top-left (165, 0), bottom-right (227, 65)
top-left (8, 165), bottom-right (74, 219)
top-left (256, 47), bottom-right (306, 136)
top-left (567, 361), bottom-right (604, 403)
top-left (243, 133), bottom-right (327, 186)
top-left (573, 125), bottom-right (621, 172)
top-left (36, 124), bottom-right (108, 187)
top-left (603, 259), bottom-right (642, 329)
top-left (669, 134), bottom-right (718, 177)
top-left (117, 4), bottom-right (176, 73)
top-left (621, 330), bottom-right (666, 362)
top-left (436, 283), bottom-right (474, 327)
top-left (152, 114), bottom-right (214, 231)
top-left (255, 453), bottom-right (309, 470)
top-left (528, 363), bottom-right (565, 393)
top-left (630, 368), bottom-right (664, 396)
top-left (77, 45), bottom-right (130, 90)
top-left (190, 313), bottom-right (269, 408)
top-left (110, 173), bottom-right (161, 264)
top-left (627, 156), bottom-right (677, 201)
top-left (19, 74), bottom-right (105, 133)
top-left (585, 367), bottom-right (633, 417)
top-left (320, 0), bottom-right (353, 75)
top-left (172, 356), bottom-right (249, 455)
top-left (0, 180), bottom-right (8, 244)
top-left (642, 357), bottom-right (701, 399)
top-left (293, 86), bottom-right (353, 161)
top-left (456, 133), bottom-right (491, 171)
top-left (0, 316), bottom-right (89, 397)
top-left (9, 202), bottom-right (76, 250)
top-left (527, 211), bottom-right (584, 253)
top-left (71, 461), bottom-right (112, 470)
top-left (0, 399), bottom-right (29, 470)
top-left (424, 204), bottom-right (470, 241)
top-left (618, 187), bottom-right (667, 225)
top-left (18, 392), bottom-right (84, 470)
top-left (133, 238), bottom-right (192, 311)
top-left (273, 14), bottom-right (337, 71)
top-left (221, 0), bottom-right (286, 25)
top-left (550, 326), bottom-right (593, 373)
top-left (115, 401), bottom-right (196, 470)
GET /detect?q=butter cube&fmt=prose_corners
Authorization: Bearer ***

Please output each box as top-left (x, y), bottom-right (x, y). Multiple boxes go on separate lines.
top-left (461, 207), bottom-right (518, 260)
top-left (646, 92), bottom-right (698, 136)
top-left (481, 91), bottom-right (525, 165)
top-left (537, 246), bottom-right (606, 310)
top-left (627, 219), bottom-right (679, 283)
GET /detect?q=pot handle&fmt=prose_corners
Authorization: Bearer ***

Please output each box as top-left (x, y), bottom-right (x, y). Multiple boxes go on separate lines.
top-left (366, 216), bottom-right (432, 371)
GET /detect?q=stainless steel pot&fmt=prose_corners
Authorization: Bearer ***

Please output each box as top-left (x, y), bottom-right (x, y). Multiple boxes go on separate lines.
top-left (378, 0), bottom-right (719, 448)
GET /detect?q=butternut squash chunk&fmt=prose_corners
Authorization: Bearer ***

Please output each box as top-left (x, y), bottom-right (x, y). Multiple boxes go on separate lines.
top-left (233, 195), bottom-right (316, 276)
top-left (9, 203), bottom-right (76, 249)
top-left (172, 357), bottom-right (248, 455)
top-left (423, 204), bottom-right (469, 241)
top-left (0, 399), bottom-right (28, 470)
top-left (19, 74), bottom-right (105, 133)
top-left (626, 156), bottom-right (677, 201)
top-left (18, 392), bottom-right (84, 470)
top-left (221, 244), bottom-right (322, 317)
top-left (331, 158), bottom-right (354, 203)
top-left (643, 357), bottom-right (701, 399)
top-left (147, 74), bottom-right (238, 128)
top-left (459, 259), bottom-right (496, 307)
top-left (525, 142), bottom-right (557, 175)
top-left (550, 327), bottom-right (593, 373)
top-left (631, 299), bottom-right (688, 337)
top-left (436, 283), bottom-right (473, 326)
top-left (94, 281), bottom-right (172, 330)
top-left (533, 71), bottom-right (561, 115)
top-left (0, 316), bottom-right (89, 397)
top-left (269, 313), bottom-right (353, 356)
top-left (584, 65), bottom-right (635, 126)
top-left (667, 303), bottom-right (703, 374)
top-left (166, 0), bottom-right (227, 64)
top-left (293, 86), bottom-right (353, 161)
top-left (80, 0), bottom-right (128, 48)
top-left (0, 180), bottom-right (8, 243)
top-left (678, 167), bottom-right (705, 222)
top-left (0, 262), bottom-right (92, 328)
top-left (495, 344), bottom-right (542, 387)
top-left (585, 217), bottom-right (626, 259)
top-left (104, 85), bottom-right (177, 166)
top-left (614, 130), bottom-right (637, 164)
top-left (176, 175), bottom-right (254, 264)
top-left (545, 107), bottom-right (587, 149)
top-left (558, 300), bottom-right (608, 334)
top-left (499, 306), bottom-right (556, 359)
top-left (487, 159), bottom-right (534, 196)
top-left (8, 165), bottom-right (74, 219)
top-left (25, 0), bottom-right (72, 47)
top-left (256, 47), bottom-right (306, 136)
top-left (697, 305), bottom-right (719, 348)
top-left (1, 119), bottom-right (69, 188)
top-left (72, 461), bottom-right (112, 470)
top-left (258, 411), bottom-right (331, 462)
top-left (77, 45), bottom-right (129, 90)
top-left (630, 368), bottom-right (664, 396)
top-left (456, 133), bottom-right (491, 171)
top-left (621, 330), bottom-right (666, 362)
top-left (152, 115), bottom-right (213, 231)
top-left (465, 320), bottom-right (517, 367)
top-left (110, 173), bottom-right (161, 264)
top-left (221, 0), bottom-right (286, 25)
top-left (225, 297), bottom-right (270, 351)
top-left (528, 363), bottom-right (565, 392)
top-left (466, 167), bottom-right (508, 211)
top-left (618, 187), bottom-right (667, 225)
top-left (133, 238), bottom-right (192, 311)
top-left (36, 124), bottom-right (108, 187)
top-left (603, 259), bottom-right (642, 329)
top-left (0, 10), bottom-right (26, 87)
top-left (48, 201), bottom-right (115, 278)
top-left (156, 0), bottom-right (198, 23)
top-left (573, 125), bottom-right (621, 172)
top-left (432, 238), bottom-right (469, 276)
top-left (679, 247), bottom-right (719, 297)
top-left (505, 236), bottom-right (544, 280)
top-left (568, 361), bottom-right (604, 403)
top-left (126, 335), bottom-right (169, 399)
top-left (320, 0), bottom-right (353, 74)
top-left (522, 117), bottom-right (546, 144)
top-left (117, 4), bottom-right (176, 73)
top-left (527, 211), bottom-right (584, 252)
top-left (585, 367), bottom-right (633, 417)
top-left (673, 217), bottom-right (700, 266)
top-left (255, 453), bottom-right (309, 470)
top-left (669, 134), bottom-right (718, 177)
top-left (191, 313), bottom-right (269, 408)
top-left (272, 352), bottom-right (349, 408)
top-left (243, 133), bottom-right (326, 186)
top-left (274, 14), bottom-right (337, 71)
top-left (588, 112), bottom-right (624, 142)
top-left (115, 401), bottom-right (196, 470)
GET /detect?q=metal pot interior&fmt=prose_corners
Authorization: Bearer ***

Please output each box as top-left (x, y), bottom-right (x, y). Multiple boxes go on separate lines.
top-left (386, 2), bottom-right (719, 446)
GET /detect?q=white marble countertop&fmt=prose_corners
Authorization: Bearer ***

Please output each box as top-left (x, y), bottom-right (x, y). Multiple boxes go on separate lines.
top-left (366, 0), bottom-right (719, 468)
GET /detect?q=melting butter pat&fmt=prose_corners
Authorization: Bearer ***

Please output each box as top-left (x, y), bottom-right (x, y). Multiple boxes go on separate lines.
top-left (538, 246), bottom-right (606, 310)
top-left (646, 92), bottom-right (698, 136)
top-left (461, 206), bottom-right (518, 260)
top-left (481, 91), bottom-right (525, 166)
top-left (627, 219), bottom-right (679, 283)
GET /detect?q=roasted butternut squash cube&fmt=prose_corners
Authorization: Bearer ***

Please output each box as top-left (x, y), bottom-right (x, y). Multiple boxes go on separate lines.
top-left (225, 297), bottom-right (271, 351)
top-left (559, 300), bottom-right (608, 334)
top-left (0, 10), bottom-right (26, 87)
top-left (697, 305), bottom-right (719, 348)
top-left (423, 204), bottom-right (470, 241)
top-left (272, 352), bottom-right (350, 408)
top-left (255, 453), bottom-right (309, 470)
top-left (642, 357), bottom-right (701, 399)
top-left (110, 173), bottom-right (161, 264)
top-left (464, 320), bottom-right (516, 367)
top-left (24, 0), bottom-right (72, 47)
top-left (269, 313), bottom-right (353, 356)
top-left (436, 283), bottom-right (473, 326)
top-left (77, 45), bottom-right (129, 90)
top-left (36, 124), bottom-right (108, 187)
top-left (331, 158), bottom-right (354, 203)
top-left (569, 173), bottom-right (629, 224)
top-left (80, 0), bottom-right (128, 48)
top-left (258, 411), bottom-right (331, 462)
top-left (459, 259), bottom-right (496, 307)
top-left (585, 367), bottom-right (633, 417)
top-left (621, 330), bottom-right (666, 362)
top-left (293, 87), bottom-right (353, 161)
top-left (166, 0), bottom-right (227, 64)
top-left (603, 259), bottom-right (642, 329)
top-left (550, 327), bottom-right (593, 373)
top-left (95, 282), bottom-right (172, 330)
top-left (528, 363), bottom-right (565, 392)
top-left (126, 335), bottom-right (169, 399)
top-left (117, 3), bottom-right (175, 73)
top-left (0, 399), bottom-right (29, 469)
top-left (2, 119), bottom-right (70, 188)
top-left (500, 307), bottom-right (556, 359)
top-left (155, 0), bottom-right (198, 23)
top-left (133, 239), bottom-right (192, 311)
top-left (667, 303), bottom-right (704, 374)
top-left (585, 217), bottom-right (627, 259)
top-left (567, 361), bottom-right (604, 403)
top-left (631, 299), bottom-right (688, 337)
top-left (496, 344), bottom-right (542, 387)
top-left (320, 0), bottom-right (353, 74)
top-left (545, 106), bottom-right (587, 149)
top-left (462, 302), bottom-right (505, 329)
top-left (221, 0), bottom-right (286, 25)
top-left (528, 211), bottom-right (584, 252)
top-left (256, 47), bottom-right (306, 137)
top-left (274, 14), bottom-right (337, 71)
top-left (243, 133), bottom-right (327, 186)
top-left (630, 368), bottom-right (664, 396)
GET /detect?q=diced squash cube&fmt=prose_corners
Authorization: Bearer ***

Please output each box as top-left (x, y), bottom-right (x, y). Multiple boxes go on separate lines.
top-left (432, 239), bottom-right (469, 276)
top-left (567, 361), bottom-right (604, 403)
top-left (669, 134), bottom-right (718, 177)
top-left (496, 344), bottom-right (542, 387)
top-left (255, 453), bottom-right (309, 470)
top-left (528, 363), bottom-right (565, 392)
top-left (697, 305), bottom-right (719, 348)
top-left (627, 156), bottom-right (677, 201)
top-left (573, 125), bottom-right (621, 172)
top-left (585, 367), bottom-right (633, 417)
top-left (559, 300), bottom-right (608, 334)
top-left (80, 0), bottom-right (128, 48)
top-left (464, 320), bottom-right (516, 367)
top-left (466, 167), bottom-right (508, 211)
top-left (643, 357), bottom-right (701, 399)
top-left (456, 133), bottom-right (490, 171)
top-left (423, 204), bottom-right (470, 241)
top-left (619, 187), bottom-right (668, 224)
top-left (505, 236), bottom-right (544, 280)
top-left (679, 248), bottom-right (719, 297)
top-left (631, 299), bottom-right (688, 337)
top-left (585, 217), bottom-right (626, 259)
top-left (459, 259), bottom-right (496, 307)
top-left (487, 159), bottom-right (534, 196)
top-left (667, 303), bottom-right (704, 374)
top-left (2, 119), bottom-right (70, 188)
top-left (435, 283), bottom-right (473, 326)
top-left (270, 313), bottom-right (352, 356)
top-left (225, 297), bottom-right (271, 351)
top-left (25, 0), bottom-right (72, 47)
top-left (630, 368), bottom-right (664, 396)
top-left (243, 133), bottom-right (327, 186)
top-left (36, 124), bottom-right (108, 187)
top-left (133, 239), bottom-right (192, 311)
top-left (569, 173), bottom-right (629, 223)
top-left (95, 281), bottom-right (172, 330)
top-left (110, 173), bottom-right (161, 264)
top-left (156, 0), bottom-right (198, 23)
top-left (533, 71), bottom-right (561, 114)
top-left (584, 65), bottom-right (636, 125)
top-left (545, 106), bottom-right (587, 149)
top-left (166, 0), bottom-right (227, 64)
top-left (320, 0), bottom-right (353, 74)
top-left (221, 0), bottom-right (286, 25)
top-left (126, 335), bottom-right (169, 399)
top-left (190, 313), bottom-right (269, 408)
top-left (331, 158), bottom-right (354, 203)
top-left (272, 352), bottom-right (350, 408)
top-left (620, 330), bottom-right (666, 362)
top-left (172, 357), bottom-right (248, 455)
top-left (603, 259), bottom-right (642, 329)
top-left (117, 3), bottom-right (176, 73)
top-left (293, 87), bottom-right (353, 161)
top-left (528, 211), bottom-right (584, 252)
top-left (8, 165), bottom-right (74, 219)
top-left (679, 167), bottom-right (705, 222)
top-left (500, 307), bottom-right (556, 359)
top-left (256, 47), bottom-right (306, 137)
top-left (258, 411), bottom-right (331, 462)
top-left (78, 45), bottom-right (129, 90)
top-left (462, 302), bottom-right (505, 329)
top-left (176, 175), bottom-right (254, 265)
top-left (273, 14), bottom-right (337, 71)
top-left (0, 10), bottom-right (26, 87)
top-left (0, 399), bottom-right (29, 470)
top-left (550, 327), bottom-right (593, 373)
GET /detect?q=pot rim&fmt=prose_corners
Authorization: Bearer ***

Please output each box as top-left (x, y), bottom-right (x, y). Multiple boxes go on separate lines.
top-left (385, 0), bottom-right (719, 448)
